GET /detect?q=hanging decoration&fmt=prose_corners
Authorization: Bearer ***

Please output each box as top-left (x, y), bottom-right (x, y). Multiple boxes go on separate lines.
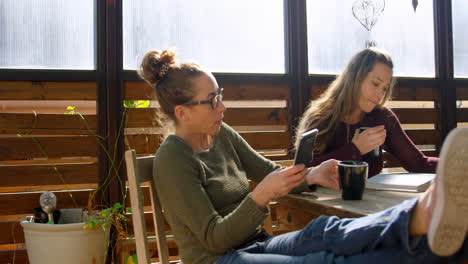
top-left (352, 0), bottom-right (385, 48)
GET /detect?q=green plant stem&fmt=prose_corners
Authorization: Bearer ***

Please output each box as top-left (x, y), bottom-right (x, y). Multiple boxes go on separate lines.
top-left (77, 112), bottom-right (128, 208)
top-left (17, 111), bottom-right (79, 208)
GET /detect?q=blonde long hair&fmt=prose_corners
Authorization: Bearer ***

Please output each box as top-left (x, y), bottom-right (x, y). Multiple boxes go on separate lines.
top-left (295, 47), bottom-right (396, 154)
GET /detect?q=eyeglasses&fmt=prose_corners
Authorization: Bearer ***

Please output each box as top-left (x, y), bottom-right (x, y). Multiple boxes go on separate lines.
top-left (182, 88), bottom-right (224, 110)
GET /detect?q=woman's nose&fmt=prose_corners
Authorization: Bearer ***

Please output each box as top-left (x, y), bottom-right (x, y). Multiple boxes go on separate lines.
top-left (217, 101), bottom-right (226, 113)
top-left (377, 88), bottom-right (385, 100)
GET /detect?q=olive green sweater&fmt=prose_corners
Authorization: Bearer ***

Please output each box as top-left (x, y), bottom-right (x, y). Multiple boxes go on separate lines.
top-left (153, 123), bottom-right (310, 264)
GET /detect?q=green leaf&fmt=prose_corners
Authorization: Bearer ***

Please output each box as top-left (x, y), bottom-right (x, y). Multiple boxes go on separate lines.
top-left (123, 100), bottom-right (136, 108)
top-left (135, 100), bottom-right (150, 108)
top-left (101, 209), bottom-right (110, 218)
top-left (83, 219), bottom-right (97, 229)
top-left (112, 202), bottom-right (123, 211)
top-left (126, 254), bottom-right (138, 264)
top-left (123, 100), bottom-right (150, 108)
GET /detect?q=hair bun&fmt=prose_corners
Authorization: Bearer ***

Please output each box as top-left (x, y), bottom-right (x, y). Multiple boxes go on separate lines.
top-left (138, 49), bottom-right (177, 87)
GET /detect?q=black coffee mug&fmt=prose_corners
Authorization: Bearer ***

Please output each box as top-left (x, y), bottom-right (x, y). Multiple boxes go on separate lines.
top-left (359, 127), bottom-right (380, 158)
top-left (338, 161), bottom-right (368, 200)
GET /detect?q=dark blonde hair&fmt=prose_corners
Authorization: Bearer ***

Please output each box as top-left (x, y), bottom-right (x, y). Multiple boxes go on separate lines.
top-left (138, 49), bottom-right (205, 138)
top-left (295, 47), bottom-right (396, 154)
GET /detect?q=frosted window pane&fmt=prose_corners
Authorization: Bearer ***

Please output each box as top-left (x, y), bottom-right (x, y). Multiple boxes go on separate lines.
top-left (453, 0), bottom-right (468, 78)
top-left (0, 0), bottom-right (95, 70)
top-left (307, 0), bottom-right (434, 77)
top-left (123, 0), bottom-right (284, 73)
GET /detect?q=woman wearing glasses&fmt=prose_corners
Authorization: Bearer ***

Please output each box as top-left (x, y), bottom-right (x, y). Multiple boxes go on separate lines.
top-left (138, 48), bottom-right (468, 264)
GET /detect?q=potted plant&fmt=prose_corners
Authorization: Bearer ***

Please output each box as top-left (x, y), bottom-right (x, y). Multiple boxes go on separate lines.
top-left (20, 204), bottom-right (114, 264)
top-left (19, 100), bottom-right (149, 264)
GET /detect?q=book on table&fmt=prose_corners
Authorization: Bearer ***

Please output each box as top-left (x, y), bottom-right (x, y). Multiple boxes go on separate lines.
top-left (366, 173), bottom-right (436, 192)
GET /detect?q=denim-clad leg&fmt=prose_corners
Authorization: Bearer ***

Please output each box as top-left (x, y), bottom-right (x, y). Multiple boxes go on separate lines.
top-left (216, 198), bottom-right (468, 264)
top-left (263, 198), bottom-right (419, 256)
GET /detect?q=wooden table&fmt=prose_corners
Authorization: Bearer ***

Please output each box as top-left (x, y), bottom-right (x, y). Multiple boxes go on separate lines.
top-left (271, 187), bottom-right (422, 234)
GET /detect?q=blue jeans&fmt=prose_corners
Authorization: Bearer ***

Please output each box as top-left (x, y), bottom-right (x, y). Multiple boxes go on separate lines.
top-left (216, 198), bottom-right (468, 264)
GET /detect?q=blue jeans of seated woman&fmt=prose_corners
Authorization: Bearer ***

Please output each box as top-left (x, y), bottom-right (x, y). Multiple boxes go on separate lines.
top-left (216, 198), bottom-right (468, 264)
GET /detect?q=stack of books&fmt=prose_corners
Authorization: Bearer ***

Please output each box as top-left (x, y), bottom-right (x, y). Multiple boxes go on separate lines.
top-left (366, 173), bottom-right (436, 192)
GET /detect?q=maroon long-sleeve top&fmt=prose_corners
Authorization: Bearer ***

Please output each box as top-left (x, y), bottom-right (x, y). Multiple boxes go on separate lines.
top-left (311, 107), bottom-right (439, 177)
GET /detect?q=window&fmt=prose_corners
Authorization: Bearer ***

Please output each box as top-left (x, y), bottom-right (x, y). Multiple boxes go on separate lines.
top-left (306, 0), bottom-right (434, 77)
top-left (123, 0), bottom-right (284, 73)
top-left (0, 0), bottom-right (95, 70)
top-left (452, 0), bottom-right (468, 78)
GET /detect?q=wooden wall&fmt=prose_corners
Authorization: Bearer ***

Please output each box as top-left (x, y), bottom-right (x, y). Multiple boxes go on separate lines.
top-left (385, 80), bottom-right (440, 170)
top-left (1, 1), bottom-right (463, 262)
top-left (0, 76), bottom-right (463, 263)
top-left (0, 81), bottom-right (100, 263)
top-left (0, 77), bottom-right (295, 262)
top-left (124, 78), bottom-right (292, 160)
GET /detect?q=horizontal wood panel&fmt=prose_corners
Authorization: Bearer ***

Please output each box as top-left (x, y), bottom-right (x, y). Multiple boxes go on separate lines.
top-left (125, 108), bottom-right (158, 128)
top-left (225, 108), bottom-right (289, 126)
top-left (310, 83), bottom-right (437, 101)
top-left (405, 130), bottom-right (440, 145)
top-left (0, 190), bottom-right (92, 215)
top-left (126, 108), bottom-right (289, 128)
top-left (391, 85), bottom-right (437, 101)
top-left (0, 113), bottom-right (97, 135)
top-left (124, 81), bottom-right (156, 100)
top-left (0, 157), bottom-right (97, 166)
top-left (0, 81), bottom-right (97, 100)
top-left (0, 184), bottom-right (98, 194)
top-left (392, 108), bottom-right (438, 124)
top-left (457, 108), bottom-right (468, 122)
top-left (1, 162), bottom-right (98, 188)
top-left (126, 131), bottom-right (291, 155)
top-left (126, 135), bottom-right (162, 155)
top-left (383, 150), bottom-right (438, 168)
top-left (0, 136), bottom-right (98, 160)
top-left (240, 131), bottom-right (292, 150)
top-left (124, 81), bottom-right (290, 101)
top-left (126, 211), bottom-right (171, 236)
top-left (119, 237), bottom-right (179, 260)
top-left (456, 87), bottom-right (468, 100)
top-left (309, 83), bottom-right (330, 100)
top-left (0, 221), bottom-right (24, 244)
top-left (221, 83), bottom-right (290, 100)
top-left (0, 248), bottom-right (28, 264)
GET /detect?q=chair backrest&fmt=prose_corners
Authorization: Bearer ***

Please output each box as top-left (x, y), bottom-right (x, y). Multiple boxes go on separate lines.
top-left (125, 149), bottom-right (171, 264)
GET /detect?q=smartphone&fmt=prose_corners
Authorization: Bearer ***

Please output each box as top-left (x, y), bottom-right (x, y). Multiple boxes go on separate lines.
top-left (294, 128), bottom-right (318, 167)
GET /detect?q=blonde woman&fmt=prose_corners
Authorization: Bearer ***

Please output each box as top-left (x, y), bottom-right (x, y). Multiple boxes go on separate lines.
top-left (296, 47), bottom-right (439, 177)
top-left (139, 48), bottom-right (468, 264)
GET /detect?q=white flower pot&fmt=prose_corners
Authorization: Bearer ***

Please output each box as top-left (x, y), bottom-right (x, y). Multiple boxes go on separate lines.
top-left (21, 213), bottom-right (110, 264)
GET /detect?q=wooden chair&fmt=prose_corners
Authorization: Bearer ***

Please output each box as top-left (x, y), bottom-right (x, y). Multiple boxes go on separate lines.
top-left (125, 149), bottom-right (180, 264)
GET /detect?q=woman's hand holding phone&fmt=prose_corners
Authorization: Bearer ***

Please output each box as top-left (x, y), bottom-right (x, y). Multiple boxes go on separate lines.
top-left (251, 165), bottom-right (308, 208)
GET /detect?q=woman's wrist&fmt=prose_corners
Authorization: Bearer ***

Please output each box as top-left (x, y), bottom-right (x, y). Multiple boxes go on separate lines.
top-left (250, 189), bottom-right (269, 209)
top-left (306, 167), bottom-right (318, 186)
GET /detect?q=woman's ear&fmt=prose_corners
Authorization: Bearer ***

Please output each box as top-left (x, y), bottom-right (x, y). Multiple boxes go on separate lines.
top-left (174, 105), bottom-right (188, 122)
